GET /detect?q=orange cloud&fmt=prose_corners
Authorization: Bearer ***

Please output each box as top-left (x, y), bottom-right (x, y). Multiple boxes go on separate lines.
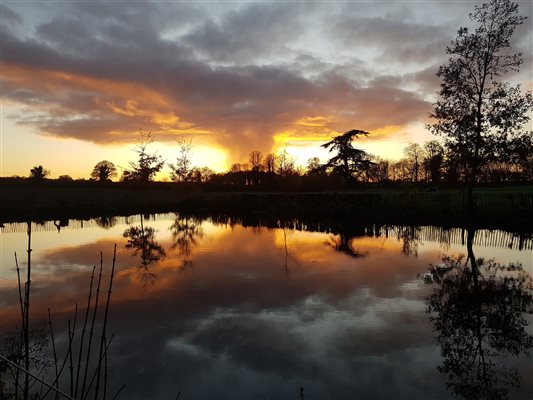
top-left (1, 55), bottom-right (431, 164)
top-left (295, 116), bottom-right (332, 127)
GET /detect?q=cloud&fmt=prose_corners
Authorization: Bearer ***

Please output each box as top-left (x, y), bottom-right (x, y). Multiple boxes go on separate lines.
top-left (1, 46), bottom-right (430, 160)
top-left (183, 2), bottom-right (307, 64)
top-left (2, 1), bottom-right (529, 164)
top-left (0, 3), bottom-right (22, 25)
top-left (330, 15), bottom-right (450, 66)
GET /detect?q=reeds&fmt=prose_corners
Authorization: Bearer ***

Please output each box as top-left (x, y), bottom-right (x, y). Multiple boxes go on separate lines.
top-left (74, 266), bottom-right (96, 399)
top-left (47, 309), bottom-right (59, 400)
top-left (7, 222), bottom-right (120, 400)
top-left (95, 245), bottom-right (117, 400)
top-left (24, 221), bottom-right (32, 400)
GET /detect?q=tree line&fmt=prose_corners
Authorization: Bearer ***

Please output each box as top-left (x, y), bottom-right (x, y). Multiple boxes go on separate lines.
top-left (25, 127), bottom-right (532, 187)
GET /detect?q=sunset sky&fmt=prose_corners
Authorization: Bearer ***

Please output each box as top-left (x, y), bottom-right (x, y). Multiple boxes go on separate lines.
top-left (1, 0), bottom-right (532, 179)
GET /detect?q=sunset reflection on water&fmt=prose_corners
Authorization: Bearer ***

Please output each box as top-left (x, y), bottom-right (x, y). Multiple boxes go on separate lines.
top-left (1, 214), bottom-right (532, 399)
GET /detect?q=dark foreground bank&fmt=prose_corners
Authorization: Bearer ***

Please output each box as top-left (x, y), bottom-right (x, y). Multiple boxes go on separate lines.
top-left (1, 184), bottom-right (532, 230)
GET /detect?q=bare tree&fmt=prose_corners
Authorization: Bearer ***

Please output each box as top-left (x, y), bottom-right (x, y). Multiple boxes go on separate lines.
top-left (391, 159), bottom-right (411, 182)
top-left (276, 149), bottom-right (296, 177)
top-left (229, 163), bottom-right (249, 173)
top-left (263, 153), bottom-right (276, 174)
top-left (249, 150), bottom-right (264, 171)
top-left (403, 143), bottom-right (424, 183)
top-left (188, 166), bottom-right (215, 183)
top-left (169, 138), bottom-right (193, 182)
top-left (126, 129), bottom-right (164, 183)
top-left (369, 156), bottom-right (390, 182)
top-left (423, 140), bottom-right (444, 183)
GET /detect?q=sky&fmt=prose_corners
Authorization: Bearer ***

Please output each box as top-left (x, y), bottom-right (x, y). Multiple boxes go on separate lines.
top-left (1, 0), bottom-right (532, 179)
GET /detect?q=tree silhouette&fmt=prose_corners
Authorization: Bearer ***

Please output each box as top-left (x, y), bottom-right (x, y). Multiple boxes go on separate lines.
top-left (29, 165), bottom-right (49, 181)
top-left (429, 0), bottom-right (532, 210)
top-left (423, 140), bottom-right (444, 183)
top-left (321, 129), bottom-right (373, 181)
top-left (188, 166), bottom-right (215, 183)
top-left (90, 160), bottom-right (117, 182)
top-left (249, 151), bottom-right (264, 172)
top-left (403, 143), bottom-right (423, 183)
top-left (263, 153), bottom-right (276, 174)
top-left (305, 157), bottom-right (322, 175)
top-left (426, 228), bottom-right (533, 400)
top-left (125, 129), bottom-right (164, 183)
top-left (169, 138), bottom-right (193, 182)
top-left (276, 149), bottom-right (296, 177)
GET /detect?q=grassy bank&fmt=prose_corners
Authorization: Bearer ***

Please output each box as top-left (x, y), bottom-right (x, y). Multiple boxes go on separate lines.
top-left (1, 183), bottom-right (532, 229)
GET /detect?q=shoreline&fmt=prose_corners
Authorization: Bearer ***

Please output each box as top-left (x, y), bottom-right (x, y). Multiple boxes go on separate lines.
top-left (1, 185), bottom-right (532, 232)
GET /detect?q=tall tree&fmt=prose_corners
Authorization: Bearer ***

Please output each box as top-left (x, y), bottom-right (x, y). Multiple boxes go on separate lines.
top-left (127, 129), bottom-right (164, 183)
top-left (249, 150), bottom-right (264, 171)
top-left (276, 149), bottom-right (296, 177)
top-left (429, 0), bottom-right (532, 210)
top-left (90, 160), bottom-right (117, 182)
top-left (263, 153), bottom-right (276, 174)
top-left (169, 138), bottom-right (193, 182)
top-left (423, 140), bottom-right (444, 183)
top-left (369, 156), bottom-right (390, 183)
top-left (321, 129), bottom-right (373, 181)
top-left (403, 143), bottom-right (424, 183)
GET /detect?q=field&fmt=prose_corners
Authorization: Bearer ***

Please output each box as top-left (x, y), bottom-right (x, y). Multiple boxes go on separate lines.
top-left (1, 181), bottom-right (532, 229)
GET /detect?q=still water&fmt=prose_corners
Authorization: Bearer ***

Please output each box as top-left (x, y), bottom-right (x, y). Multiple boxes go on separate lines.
top-left (1, 213), bottom-right (532, 400)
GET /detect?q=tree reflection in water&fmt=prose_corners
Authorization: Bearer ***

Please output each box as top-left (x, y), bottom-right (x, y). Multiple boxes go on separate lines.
top-left (397, 225), bottom-right (421, 257)
top-left (95, 216), bottom-right (118, 230)
top-left (426, 228), bottom-right (533, 400)
top-left (326, 233), bottom-right (367, 258)
top-left (123, 215), bottom-right (165, 286)
top-left (169, 215), bottom-right (203, 273)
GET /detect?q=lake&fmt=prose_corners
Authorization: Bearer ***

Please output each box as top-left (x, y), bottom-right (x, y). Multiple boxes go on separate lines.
top-left (1, 213), bottom-right (532, 400)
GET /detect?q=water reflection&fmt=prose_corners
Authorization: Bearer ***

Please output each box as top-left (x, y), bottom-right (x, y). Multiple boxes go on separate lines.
top-left (426, 228), bottom-right (533, 400)
top-left (169, 215), bottom-right (203, 273)
top-left (1, 215), bottom-right (532, 399)
top-left (53, 218), bottom-right (69, 233)
top-left (326, 233), bottom-right (367, 258)
top-left (123, 214), bottom-right (165, 285)
top-left (95, 216), bottom-right (118, 230)
top-left (397, 225), bottom-right (422, 256)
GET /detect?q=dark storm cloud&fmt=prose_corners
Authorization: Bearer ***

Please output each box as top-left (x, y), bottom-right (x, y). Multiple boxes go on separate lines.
top-left (183, 2), bottom-right (307, 63)
top-left (330, 16), bottom-right (451, 64)
top-left (0, 3), bottom-right (22, 24)
top-left (404, 65), bottom-right (443, 96)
